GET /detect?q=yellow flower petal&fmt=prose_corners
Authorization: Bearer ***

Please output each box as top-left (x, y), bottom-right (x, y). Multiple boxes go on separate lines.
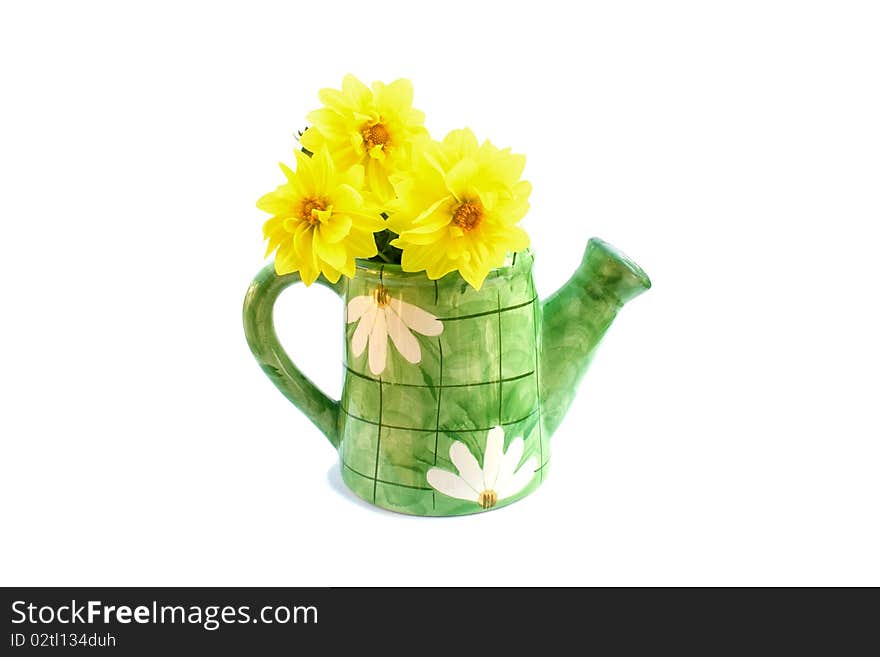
top-left (376, 78), bottom-right (414, 112)
top-left (398, 244), bottom-right (436, 274)
top-left (258, 145), bottom-right (385, 284)
top-left (301, 75), bottom-right (428, 199)
top-left (299, 126), bottom-right (323, 153)
top-left (256, 188), bottom-right (295, 216)
top-left (317, 87), bottom-right (352, 114)
top-left (365, 157), bottom-right (395, 203)
top-left (342, 73), bottom-right (372, 109)
top-left (316, 235), bottom-right (347, 271)
top-left (387, 128), bottom-right (531, 289)
top-left (331, 185), bottom-right (363, 214)
top-left (319, 214), bottom-right (352, 244)
top-left (292, 149), bottom-right (318, 196)
top-left (398, 228), bottom-right (446, 246)
top-left (504, 225), bottom-right (530, 251)
top-left (306, 108), bottom-right (348, 137)
top-left (409, 195), bottom-right (451, 227)
top-left (444, 158), bottom-right (479, 200)
top-left (344, 228), bottom-right (379, 257)
top-left (279, 162), bottom-right (297, 182)
top-left (321, 263), bottom-right (343, 284)
top-left (442, 128), bottom-right (479, 158)
top-left (343, 164), bottom-right (365, 191)
top-left (343, 211), bottom-right (384, 232)
top-left (312, 207), bottom-right (333, 223)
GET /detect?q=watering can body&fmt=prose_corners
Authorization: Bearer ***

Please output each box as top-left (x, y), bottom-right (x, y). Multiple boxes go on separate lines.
top-left (244, 239), bottom-right (650, 515)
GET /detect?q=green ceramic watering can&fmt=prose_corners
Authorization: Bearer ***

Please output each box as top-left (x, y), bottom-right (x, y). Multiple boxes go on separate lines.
top-left (243, 239), bottom-right (650, 515)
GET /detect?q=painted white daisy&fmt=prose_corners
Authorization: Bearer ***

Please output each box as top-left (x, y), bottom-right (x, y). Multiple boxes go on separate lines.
top-left (427, 426), bottom-right (537, 509)
top-left (347, 285), bottom-right (443, 375)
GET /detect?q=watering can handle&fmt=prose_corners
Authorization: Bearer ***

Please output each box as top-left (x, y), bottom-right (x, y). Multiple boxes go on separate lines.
top-left (243, 264), bottom-right (342, 448)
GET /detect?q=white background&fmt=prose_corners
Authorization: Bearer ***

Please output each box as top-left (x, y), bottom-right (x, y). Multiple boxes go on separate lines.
top-left (1, 1), bottom-right (878, 586)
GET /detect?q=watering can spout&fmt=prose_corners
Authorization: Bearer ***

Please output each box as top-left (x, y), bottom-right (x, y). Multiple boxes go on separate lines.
top-left (539, 238), bottom-right (651, 436)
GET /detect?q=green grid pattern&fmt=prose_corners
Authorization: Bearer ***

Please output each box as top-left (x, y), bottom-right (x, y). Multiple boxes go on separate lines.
top-left (340, 255), bottom-right (547, 515)
top-left (432, 339), bottom-right (443, 510)
top-left (340, 404), bottom-right (539, 433)
top-left (342, 364), bottom-right (535, 389)
top-left (532, 282), bottom-right (546, 483)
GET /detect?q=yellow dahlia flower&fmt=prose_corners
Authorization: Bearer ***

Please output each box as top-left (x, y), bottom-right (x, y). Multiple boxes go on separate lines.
top-left (258, 147), bottom-right (385, 285)
top-left (387, 128), bottom-right (531, 290)
top-left (300, 74), bottom-right (428, 202)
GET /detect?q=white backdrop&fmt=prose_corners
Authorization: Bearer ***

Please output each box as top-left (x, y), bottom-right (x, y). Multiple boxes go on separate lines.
top-left (1, 1), bottom-right (878, 586)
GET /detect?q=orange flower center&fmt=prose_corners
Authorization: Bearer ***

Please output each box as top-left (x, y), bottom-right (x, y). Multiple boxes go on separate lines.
top-left (372, 285), bottom-right (392, 307)
top-left (299, 196), bottom-right (327, 224)
top-left (477, 489), bottom-right (498, 509)
top-left (451, 201), bottom-right (483, 232)
top-left (362, 123), bottom-right (390, 150)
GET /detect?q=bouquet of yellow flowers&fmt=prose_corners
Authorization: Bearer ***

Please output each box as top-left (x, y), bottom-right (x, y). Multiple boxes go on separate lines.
top-left (257, 75), bottom-right (531, 290)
